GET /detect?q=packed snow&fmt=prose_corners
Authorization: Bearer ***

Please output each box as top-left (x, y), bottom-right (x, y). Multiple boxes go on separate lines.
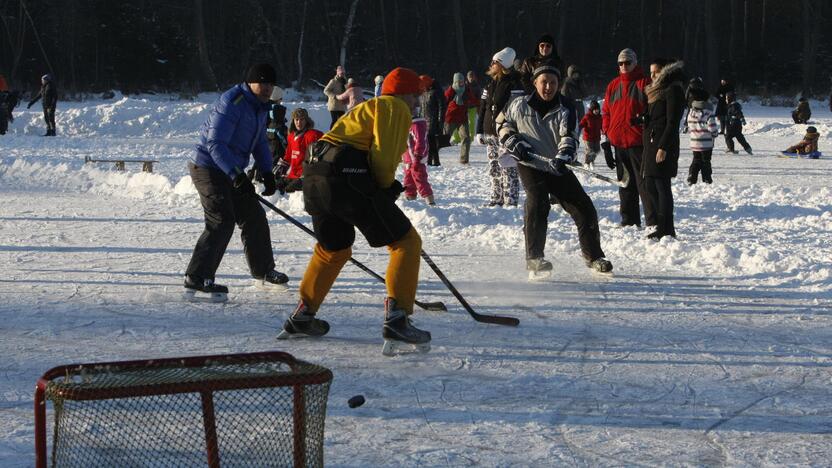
top-left (1, 92), bottom-right (831, 466)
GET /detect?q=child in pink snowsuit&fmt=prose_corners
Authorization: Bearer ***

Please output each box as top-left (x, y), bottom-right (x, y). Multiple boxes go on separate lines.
top-left (402, 117), bottom-right (435, 205)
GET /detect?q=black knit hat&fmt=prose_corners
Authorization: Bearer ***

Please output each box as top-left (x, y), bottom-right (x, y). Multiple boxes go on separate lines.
top-left (245, 63), bottom-right (277, 84)
top-left (538, 34), bottom-right (555, 46)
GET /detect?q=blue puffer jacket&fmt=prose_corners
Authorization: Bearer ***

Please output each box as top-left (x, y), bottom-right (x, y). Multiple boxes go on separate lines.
top-left (192, 83), bottom-right (273, 178)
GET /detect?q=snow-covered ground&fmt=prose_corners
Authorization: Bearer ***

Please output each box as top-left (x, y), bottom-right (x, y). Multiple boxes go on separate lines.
top-left (1, 93), bottom-right (831, 466)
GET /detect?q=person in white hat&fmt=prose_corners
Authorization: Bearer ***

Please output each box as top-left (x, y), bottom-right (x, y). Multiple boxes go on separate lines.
top-left (474, 47), bottom-right (524, 207)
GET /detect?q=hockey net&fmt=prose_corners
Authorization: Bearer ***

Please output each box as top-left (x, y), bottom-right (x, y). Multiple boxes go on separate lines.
top-left (34, 351), bottom-right (332, 468)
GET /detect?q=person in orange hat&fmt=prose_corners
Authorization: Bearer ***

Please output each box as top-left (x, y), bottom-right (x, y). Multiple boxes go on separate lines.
top-left (278, 67), bottom-right (431, 356)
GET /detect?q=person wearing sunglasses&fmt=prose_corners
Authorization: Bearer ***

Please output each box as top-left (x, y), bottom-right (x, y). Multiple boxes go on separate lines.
top-left (518, 34), bottom-right (565, 94)
top-left (601, 48), bottom-right (656, 229)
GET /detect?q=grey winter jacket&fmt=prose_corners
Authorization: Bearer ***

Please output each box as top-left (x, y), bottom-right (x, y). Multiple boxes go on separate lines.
top-left (496, 93), bottom-right (579, 161)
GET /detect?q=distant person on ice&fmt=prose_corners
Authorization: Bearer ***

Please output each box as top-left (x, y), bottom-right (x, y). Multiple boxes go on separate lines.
top-left (183, 63), bottom-right (288, 302)
top-left (685, 82), bottom-right (719, 185)
top-left (724, 92), bottom-right (753, 155)
top-left (792, 96), bottom-right (811, 124)
top-left (275, 107), bottom-right (322, 194)
top-left (323, 65), bottom-right (347, 128)
top-left (715, 78), bottom-right (734, 134)
top-left (518, 33), bottom-right (565, 94)
top-left (402, 112), bottom-right (434, 205)
top-left (497, 65), bottom-right (613, 278)
top-left (444, 72), bottom-right (478, 164)
top-left (419, 74), bottom-right (446, 167)
top-left (277, 67), bottom-right (431, 356)
top-left (579, 100), bottom-right (602, 168)
top-left (27, 74), bottom-right (57, 136)
top-left (336, 78), bottom-right (366, 112)
top-left (783, 126), bottom-right (820, 157)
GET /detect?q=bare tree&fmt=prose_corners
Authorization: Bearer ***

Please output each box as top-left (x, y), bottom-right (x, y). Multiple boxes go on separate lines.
top-left (451, 0), bottom-right (468, 72)
top-left (296, 0), bottom-right (308, 89)
top-left (193, 0), bottom-right (218, 91)
top-left (339, 0), bottom-right (360, 69)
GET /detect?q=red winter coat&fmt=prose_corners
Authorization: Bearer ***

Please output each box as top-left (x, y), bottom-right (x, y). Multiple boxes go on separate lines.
top-left (580, 112), bottom-right (602, 143)
top-left (602, 66), bottom-right (651, 148)
top-left (283, 128), bottom-right (323, 179)
top-left (444, 86), bottom-right (478, 124)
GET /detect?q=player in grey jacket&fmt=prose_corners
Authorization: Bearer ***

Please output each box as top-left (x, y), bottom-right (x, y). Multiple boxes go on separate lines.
top-left (497, 65), bottom-right (612, 276)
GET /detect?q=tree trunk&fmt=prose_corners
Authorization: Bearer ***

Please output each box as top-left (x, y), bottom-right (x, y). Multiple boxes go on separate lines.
top-left (378, 0), bottom-right (392, 63)
top-left (296, 0), bottom-right (308, 89)
top-left (425, 0), bottom-right (434, 65)
top-left (193, 0), bottom-right (218, 91)
top-left (339, 0), bottom-right (360, 68)
top-left (759, 0), bottom-right (767, 50)
top-left (451, 0), bottom-right (468, 72)
top-left (703, 0), bottom-right (719, 89)
top-left (557, 0), bottom-right (570, 61)
top-left (801, 0), bottom-right (819, 95)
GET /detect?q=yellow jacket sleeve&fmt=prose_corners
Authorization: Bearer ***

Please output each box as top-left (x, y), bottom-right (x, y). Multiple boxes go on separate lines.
top-left (320, 96), bottom-right (412, 188)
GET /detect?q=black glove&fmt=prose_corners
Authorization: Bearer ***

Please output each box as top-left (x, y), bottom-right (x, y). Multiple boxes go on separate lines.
top-left (549, 153), bottom-right (574, 176)
top-left (232, 172), bottom-right (255, 196)
top-left (26, 102), bottom-right (33, 109)
top-left (273, 159), bottom-right (290, 178)
top-left (602, 141), bottom-right (615, 169)
top-left (382, 180), bottom-right (404, 201)
top-left (502, 134), bottom-right (532, 162)
top-left (246, 168), bottom-right (263, 183)
top-left (275, 176), bottom-right (288, 195)
top-left (629, 114), bottom-right (646, 126)
top-left (261, 171), bottom-right (277, 196)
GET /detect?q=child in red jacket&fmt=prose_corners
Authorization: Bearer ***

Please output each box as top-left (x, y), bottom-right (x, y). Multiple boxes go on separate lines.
top-left (579, 100), bottom-right (602, 168)
top-left (402, 117), bottom-right (434, 205)
top-left (277, 108), bottom-right (323, 193)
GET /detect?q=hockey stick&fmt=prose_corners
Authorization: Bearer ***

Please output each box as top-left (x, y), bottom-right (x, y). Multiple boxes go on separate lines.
top-left (420, 250), bottom-right (520, 326)
top-left (256, 195), bottom-right (447, 312)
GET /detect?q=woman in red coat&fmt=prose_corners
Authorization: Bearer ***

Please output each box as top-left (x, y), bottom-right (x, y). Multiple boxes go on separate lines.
top-left (277, 108), bottom-right (323, 193)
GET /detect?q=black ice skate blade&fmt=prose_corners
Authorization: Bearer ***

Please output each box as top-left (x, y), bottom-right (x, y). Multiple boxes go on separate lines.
top-left (381, 340), bottom-right (431, 357)
top-left (183, 289), bottom-right (228, 303)
top-left (253, 279), bottom-right (289, 292)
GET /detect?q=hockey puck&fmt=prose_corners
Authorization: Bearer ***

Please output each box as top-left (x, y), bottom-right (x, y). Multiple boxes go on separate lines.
top-left (348, 395), bottom-right (365, 408)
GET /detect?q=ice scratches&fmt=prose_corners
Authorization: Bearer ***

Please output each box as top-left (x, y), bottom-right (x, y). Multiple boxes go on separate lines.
top-left (705, 374), bottom-right (808, 434)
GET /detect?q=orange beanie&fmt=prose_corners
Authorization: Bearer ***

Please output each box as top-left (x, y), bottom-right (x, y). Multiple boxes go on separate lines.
top-left (381, 67), bottom-right (421, 96)
top-left (418, 74), bottom-right (434, 92)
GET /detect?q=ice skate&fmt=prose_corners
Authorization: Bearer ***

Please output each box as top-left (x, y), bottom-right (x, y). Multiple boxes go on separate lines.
top-left (277, 301), bottom-right (330, 339)
top-left (526, 258), bottom-right (553, 281)
top-left (183, 275), bottom-right (228, 303)
top-left (381, 298), bottom-right (431, 356)
top-left (254, 269), bottom-right (289, 291)
top-left (587, 257), bottom-right (613, 274)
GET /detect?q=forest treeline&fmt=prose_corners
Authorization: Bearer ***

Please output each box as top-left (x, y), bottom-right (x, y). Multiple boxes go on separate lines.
top-left (0, 0), bottom-right (829, 98)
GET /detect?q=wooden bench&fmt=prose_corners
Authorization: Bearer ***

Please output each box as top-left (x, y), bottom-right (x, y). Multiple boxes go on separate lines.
top-left (84, 156), bottom-right (159, 173)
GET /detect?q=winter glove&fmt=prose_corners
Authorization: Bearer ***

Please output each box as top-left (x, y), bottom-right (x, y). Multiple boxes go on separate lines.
top-left (601, 141), bottom-right (615, 169)
top-left (246, 168), bottom-right (263, 183)
top-left (629, 113), bottom-right (646, 126)
top-left (273, 159), bottom-right (290, 178)
top-left (550, 152), bottom-right (575, 176)
top-left (502, 133), bottom-right (532, 162)
top-left (232, 172), bottom-right (255, 196)
top-left (275, 177), bottom-right (289, 195)
top-left (260, 171), bottom-right (277, 196)
top-left (26, 102), bottom-right (33, 109)
top-left (381, 180), bottom-right (404, 201)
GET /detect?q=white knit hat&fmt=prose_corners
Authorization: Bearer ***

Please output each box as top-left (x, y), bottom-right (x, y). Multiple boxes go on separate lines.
top-left (270, 86), bottom-right (284, 101)
top-left (492, 47), bottom-right (516, 69)
top-left (617, 48), bottom-right (637, 65)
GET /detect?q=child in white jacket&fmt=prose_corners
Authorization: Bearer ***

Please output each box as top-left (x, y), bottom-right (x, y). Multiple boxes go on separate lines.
top-left (686, 89), bottom-right (719, 184)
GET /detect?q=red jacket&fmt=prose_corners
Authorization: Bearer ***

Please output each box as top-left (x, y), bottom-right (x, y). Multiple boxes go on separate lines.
top-left (580, 112), bottom-right (602, 142)
top-left (283, 128), bottom-right (323, 179)
top-left (444, 86), bottom-right (478, 124)
top-left (602, 66), bottom-right (651, 148)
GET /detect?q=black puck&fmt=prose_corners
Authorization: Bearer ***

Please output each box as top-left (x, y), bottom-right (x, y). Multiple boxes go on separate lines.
top-left (348, 395), bottom-right (365, 408)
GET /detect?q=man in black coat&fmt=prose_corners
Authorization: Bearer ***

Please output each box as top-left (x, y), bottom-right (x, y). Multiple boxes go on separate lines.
top-left (714, 78), bottom-right (734, 135)
top-left (518, 34), bottom-right (566, 94)
top-left (27, 74), bottom-right (58, 136)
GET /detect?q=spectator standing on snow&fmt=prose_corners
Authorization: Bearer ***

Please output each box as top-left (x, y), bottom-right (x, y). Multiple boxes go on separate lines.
top-left (277, 67), bottom-right (431, 355)
top-left (601, 48), bottom-right (656, 228)
top-left (466, 70), bottom-right (482, 137)
top-left (685, 85), bottom-right (719, 185)
top-left (419, 74), bottom-right (446, 166)
top-left (323, 65), bottom-right (347, 128)
top-left (715, 78), bottom-right (734, 134)
top-left (475, 47), bottom-right (524, 207)
top-left (444, 72), bottom-right (478, 164)
top-left (518, 34), bottom-right (566, 94)
top-left (561, 65), bottom-right (586, 123)
top-left (682, 77), bottom-right (706, 133)
top-left (337, 78), bottom-right (366, 112)
top-left (580, 101), bottom-right (602, 168)
top-left (267, 86), bottom-right (288, 165)
top-left (641, 58), bottom-right (685, 240)
top-left (497, 65), bottom-right (612, 276)
top-left (183, 63), bottom-right (289, 301)
top-left (275, 107), bottom-right (322, 194)
top-left (27, 74), bottom-right (57, 136)
top-left (402, 115), bottom-right (434, 205)
top-left (792, 96), bottom-right (811, 124)
top-left (724, 92), bottom-right (753, 155)
top-left (0, 90), bottom-right (20, 135)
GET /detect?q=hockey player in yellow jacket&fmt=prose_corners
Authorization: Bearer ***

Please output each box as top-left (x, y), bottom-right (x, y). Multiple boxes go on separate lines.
top-left (278, 67), bottom-right (431, 355)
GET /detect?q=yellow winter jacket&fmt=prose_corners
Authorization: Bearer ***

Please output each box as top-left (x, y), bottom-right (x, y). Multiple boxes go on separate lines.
top-left (320, 95), bottom-right (412, 189)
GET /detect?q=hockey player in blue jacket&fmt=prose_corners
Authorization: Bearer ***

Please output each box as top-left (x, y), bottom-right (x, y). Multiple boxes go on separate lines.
top-left (184, 63), bottom-right (289, 302)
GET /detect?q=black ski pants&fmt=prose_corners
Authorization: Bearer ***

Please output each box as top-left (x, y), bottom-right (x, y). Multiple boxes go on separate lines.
top-left (43, 106), bottom-right (56, 134)
top-left (724, 130), bottom-right (751, 153)
top-left (185, 163), bottom-right (275, 281)
top-left (329, 111), bottom-right (345, 129)
top-left (688, 150), bottom-right (713, 184)
top-left (644, 176), bottom-right (676, 237)
top-left (517, 164), bottom-right (605, 263)
top-left (615, 145), bottom-right (656, 227)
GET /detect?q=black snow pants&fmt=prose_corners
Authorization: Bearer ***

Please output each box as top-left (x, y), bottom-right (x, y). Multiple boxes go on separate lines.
top-left (517, 164), bottom-right (605, 263)
top-left (185, 163), bottom-right (275, 281)
top-left (615, 145), bottom-right (656, 227)
top-left (687, 150), bottom-right (713, 184)
top-left (724, 130), bottom-right (751, 153)
top-left (43, 106), bottom-right (56, 135)
top-left (644, 176), bottom-right (676, 237)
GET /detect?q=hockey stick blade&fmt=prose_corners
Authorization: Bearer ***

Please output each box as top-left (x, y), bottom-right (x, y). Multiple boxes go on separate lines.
top-left (568, 160), bottom-right (630, 188)
top-left (421, 250), bottom-right (519, 326)
top-left (257, 196), bottom-right (447, 312)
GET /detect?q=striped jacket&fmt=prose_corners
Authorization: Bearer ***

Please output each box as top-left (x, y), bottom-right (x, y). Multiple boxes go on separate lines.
top-left (686, 100), bottom-right (719, 151)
